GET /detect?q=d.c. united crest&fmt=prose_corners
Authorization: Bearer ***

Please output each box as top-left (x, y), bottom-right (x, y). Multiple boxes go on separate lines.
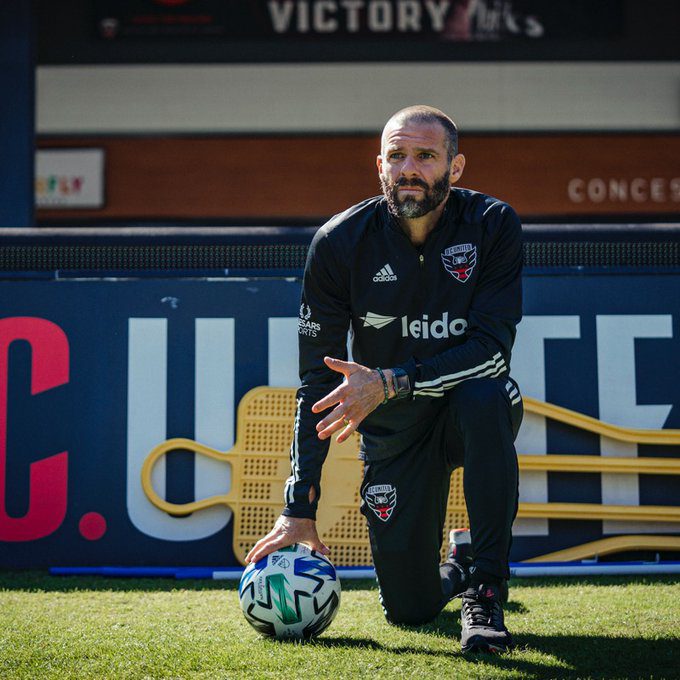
top-left (441, 243), bottom-right (477, 283)
top-left (364, 484), bottom-right (397, 522)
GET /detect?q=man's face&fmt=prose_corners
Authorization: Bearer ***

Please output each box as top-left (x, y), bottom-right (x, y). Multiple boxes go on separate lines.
top-left (377, 119), bottom-right (464, 219)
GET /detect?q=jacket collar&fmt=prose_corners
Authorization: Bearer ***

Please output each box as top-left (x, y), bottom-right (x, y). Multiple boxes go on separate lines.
top-left (380, 190), bottom-right (457, 239)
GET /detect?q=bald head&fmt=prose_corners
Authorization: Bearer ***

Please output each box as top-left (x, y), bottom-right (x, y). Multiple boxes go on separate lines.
top-left (382, 105), bottom-right (459, 162)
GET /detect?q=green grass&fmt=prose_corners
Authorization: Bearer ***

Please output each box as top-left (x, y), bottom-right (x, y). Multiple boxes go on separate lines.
top-left (0, 572), bottom-right (678, 679)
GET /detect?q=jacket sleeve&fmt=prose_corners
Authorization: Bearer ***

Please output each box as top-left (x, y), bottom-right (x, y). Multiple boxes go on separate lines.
top-left (397, 203), bottom-right (523, 398)
top-left (282, 227), bottom-right (351, 519)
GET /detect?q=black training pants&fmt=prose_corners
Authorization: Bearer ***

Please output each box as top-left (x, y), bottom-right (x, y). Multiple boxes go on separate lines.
top-left (359, 376), bottom-right (523, 625)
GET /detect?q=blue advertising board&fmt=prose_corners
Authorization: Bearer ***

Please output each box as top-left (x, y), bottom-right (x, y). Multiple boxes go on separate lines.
top-left (0, 273), bottom-right (678, 567)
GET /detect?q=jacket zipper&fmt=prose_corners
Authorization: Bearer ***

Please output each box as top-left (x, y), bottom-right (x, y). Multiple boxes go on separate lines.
top-left (416, 250), bottom-right (427, 308)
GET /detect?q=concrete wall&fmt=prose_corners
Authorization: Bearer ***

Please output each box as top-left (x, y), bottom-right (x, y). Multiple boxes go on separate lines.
top-left (37, 62), bottom-right (680, 134)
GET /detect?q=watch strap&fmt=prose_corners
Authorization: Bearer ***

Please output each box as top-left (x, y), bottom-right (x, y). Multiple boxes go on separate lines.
top-left (391, 367), bottom-right (411, 400)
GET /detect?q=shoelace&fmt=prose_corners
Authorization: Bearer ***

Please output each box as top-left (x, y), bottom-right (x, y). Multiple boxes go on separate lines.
top-left (463, 593), bottom-right (502, 628)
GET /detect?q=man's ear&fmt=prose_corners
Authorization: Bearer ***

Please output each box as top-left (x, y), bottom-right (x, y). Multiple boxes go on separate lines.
top-left (450, 154), bottom-right (466, 184)
top-left (376, 154), bottom-right (384, 175)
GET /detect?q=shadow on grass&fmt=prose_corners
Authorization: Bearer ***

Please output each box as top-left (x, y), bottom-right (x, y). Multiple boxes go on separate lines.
top-left (505, 599), bottom-right (529, 613)
top-left (279, 629), bottom-right (679, 679)
top-left (508, 633), bottom-right (679, 679)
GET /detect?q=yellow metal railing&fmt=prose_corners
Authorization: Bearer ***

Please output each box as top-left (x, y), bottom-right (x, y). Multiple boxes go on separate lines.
top-left (522, 396), bottom-right (680, 445)
top-left (526, 535), bottom-right (680, 562)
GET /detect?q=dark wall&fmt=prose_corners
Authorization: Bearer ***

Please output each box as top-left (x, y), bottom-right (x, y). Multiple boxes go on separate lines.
top-left (0, 1), bottom-right (34, 227)
top-left (36, 0), bottom-right (680, 64)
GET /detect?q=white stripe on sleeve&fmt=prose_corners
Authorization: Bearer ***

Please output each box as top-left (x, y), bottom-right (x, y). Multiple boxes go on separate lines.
top-left (413, 353), bottom-right (508, 397)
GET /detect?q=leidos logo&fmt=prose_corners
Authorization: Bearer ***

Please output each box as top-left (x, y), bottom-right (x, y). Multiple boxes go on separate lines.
top-left (402, 312), bottom-right (468, 339)
top-left (360, 312), bottom-right (397, 329)
top-left (361, 311), bottom-right (467, 339)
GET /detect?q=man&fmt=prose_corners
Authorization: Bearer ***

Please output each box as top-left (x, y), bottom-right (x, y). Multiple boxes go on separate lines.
top-left (246, 105), bottom-right (523, 654)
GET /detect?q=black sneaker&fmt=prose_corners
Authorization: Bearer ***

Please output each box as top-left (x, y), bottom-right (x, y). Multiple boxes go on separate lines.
top-left (460, 583), bottom-right (513, 654)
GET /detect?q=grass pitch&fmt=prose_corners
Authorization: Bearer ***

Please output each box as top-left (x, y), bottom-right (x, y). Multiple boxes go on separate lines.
top-left (0, 572), bottom-right (678, 679)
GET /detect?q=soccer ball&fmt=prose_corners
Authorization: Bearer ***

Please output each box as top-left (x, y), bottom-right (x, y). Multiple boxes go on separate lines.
top-left (238, 544), bottom-right (341, 639)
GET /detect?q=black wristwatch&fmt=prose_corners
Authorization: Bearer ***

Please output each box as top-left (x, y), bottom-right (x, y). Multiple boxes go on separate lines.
top-left (390, 367), bottom-right (411, 400)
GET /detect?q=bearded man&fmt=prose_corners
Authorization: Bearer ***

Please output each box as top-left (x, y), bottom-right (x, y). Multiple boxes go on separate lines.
top-left (247, 105), bottom-right (524, 654)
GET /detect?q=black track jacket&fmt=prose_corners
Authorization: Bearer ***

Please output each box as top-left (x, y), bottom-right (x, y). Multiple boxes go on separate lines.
top-left (283, 188), bottom-right (523, 520)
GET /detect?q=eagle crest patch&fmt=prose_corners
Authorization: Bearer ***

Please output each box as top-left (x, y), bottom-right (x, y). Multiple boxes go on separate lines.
top-left (442, 243), bottom-right (477, 283)
top-left (364, 484), bottom-right (397, 522)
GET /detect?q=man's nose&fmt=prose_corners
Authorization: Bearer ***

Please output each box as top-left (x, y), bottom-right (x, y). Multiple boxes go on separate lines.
top-left (399, 155), bottom-right (419, 176)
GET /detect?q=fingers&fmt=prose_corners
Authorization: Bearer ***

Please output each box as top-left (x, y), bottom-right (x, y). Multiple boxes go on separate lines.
top-left (313, 540), bottom-right (331, 556)
top-left (318, 418), bottom-right (356, 443)
top-left (245, 532), bottom-right (288, 564)
top-left (312, 357), bottom-right (362, 413)
top-left (312, 358), bottom-right (356, 413)
top-left (315, 401), bottom-right (362, 441)
top-left (314, 400), bottom-right (355, 441)
top-left (315, 404), bottom-right (346, 437)
top-left (335, 421), bottom-right (355, 444)
top-left (245, 522), bottom-right (331, 564)
top-left (312, 384), bottom-right (343, 414)
top-left (323, 356), bottom-right (352, 373)
top-left (316, 414), bottom-right (356, 442)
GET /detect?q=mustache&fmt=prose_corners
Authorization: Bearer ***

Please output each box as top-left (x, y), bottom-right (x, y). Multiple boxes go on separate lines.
top-left (395, 177), bottom-right (429, 189)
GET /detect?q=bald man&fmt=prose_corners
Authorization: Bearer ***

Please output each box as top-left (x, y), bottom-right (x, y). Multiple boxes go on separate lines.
top-left (247, 105), bottom-right (523, 654)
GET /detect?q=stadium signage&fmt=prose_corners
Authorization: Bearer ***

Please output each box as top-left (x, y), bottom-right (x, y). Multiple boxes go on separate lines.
top-left (268, 1), bottom-right (452, 34)
top-left (94, 0), bottom-right (621, 44)
top-left (35, 149), bottom-right (105, 209)
top-left (567, 177), bottom-right (680, 205)
top-left (0, 274), bottom-right (678, 566)
top-left (0, 318), bottom-right (69, 542)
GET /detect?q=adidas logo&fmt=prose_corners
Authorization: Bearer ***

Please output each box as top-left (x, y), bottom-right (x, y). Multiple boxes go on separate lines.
top-left (373, 264), bottom-right (397, 282)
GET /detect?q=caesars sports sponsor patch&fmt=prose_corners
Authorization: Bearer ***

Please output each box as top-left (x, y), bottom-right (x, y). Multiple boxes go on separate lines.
top-left (298, 303), bottom-right (321, 337)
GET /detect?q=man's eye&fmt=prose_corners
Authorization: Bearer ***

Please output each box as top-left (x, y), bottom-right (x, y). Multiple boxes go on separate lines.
top-left (419, 152), bottom-right (434, 159)
top-left (388, 153), bottom-right (404, 160)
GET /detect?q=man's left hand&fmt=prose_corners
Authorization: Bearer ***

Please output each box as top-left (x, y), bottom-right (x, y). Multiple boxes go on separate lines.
top-left (312, 357), bottom-right (390, 443)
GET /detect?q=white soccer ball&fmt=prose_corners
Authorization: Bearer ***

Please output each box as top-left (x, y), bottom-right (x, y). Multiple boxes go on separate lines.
top-left (238, 544), bottom-right (341, 639)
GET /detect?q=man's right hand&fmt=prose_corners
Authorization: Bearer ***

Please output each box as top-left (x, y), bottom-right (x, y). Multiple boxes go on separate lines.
top-left (244, 515), bottom-right (330, 564)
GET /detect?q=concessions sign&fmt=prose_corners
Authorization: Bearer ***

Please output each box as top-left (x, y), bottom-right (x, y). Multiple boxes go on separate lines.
top-left (95, 0), bottom-right (622, 42)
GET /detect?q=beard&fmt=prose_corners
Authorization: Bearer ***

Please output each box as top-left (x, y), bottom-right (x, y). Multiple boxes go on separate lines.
top-left (380, 170), bottom-right (451, 219)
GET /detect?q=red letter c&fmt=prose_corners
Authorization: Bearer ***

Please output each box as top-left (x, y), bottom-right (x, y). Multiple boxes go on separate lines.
top-left (0, 317), bottom-right (69, 542)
